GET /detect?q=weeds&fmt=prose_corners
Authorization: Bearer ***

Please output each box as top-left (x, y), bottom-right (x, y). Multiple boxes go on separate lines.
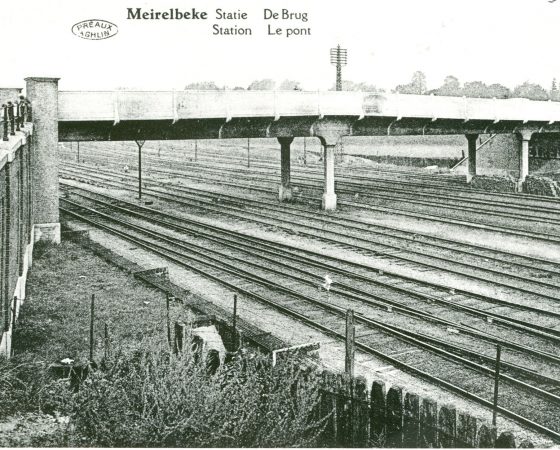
top-left (70, 342), bottom-right (328, 447)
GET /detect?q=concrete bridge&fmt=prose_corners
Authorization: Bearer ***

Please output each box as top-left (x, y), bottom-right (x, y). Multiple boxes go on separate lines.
top-left (7, 77), bottom-right (560, 244)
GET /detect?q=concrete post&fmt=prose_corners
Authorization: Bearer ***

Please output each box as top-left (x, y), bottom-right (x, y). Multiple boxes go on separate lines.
top-left (465, 134), bottom-right (478, 183)
top-left (25, 77), bottom-right (60, 243)
top-left (277, 137), bottom-right (294, 201)
top-left (320, 140), bottom-right (337, 210)
top-left (516, 130), bottom-right (533, 192)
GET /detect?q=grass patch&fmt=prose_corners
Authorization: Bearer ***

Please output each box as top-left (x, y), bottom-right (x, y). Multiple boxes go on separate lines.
top-left (14, 239), bottom-right (190, 363)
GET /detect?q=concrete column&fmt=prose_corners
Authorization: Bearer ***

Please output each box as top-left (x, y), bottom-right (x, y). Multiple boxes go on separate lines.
top-left (465, 134), bottom-right (478, 183)
top-left (516, 130), bottom-right (533, 192)
top-left (25, 77), bottom-right (60, 243)
top-left (322, 142), bottom-right (337, 210)
top-left (277, 137), bottom-right (294, 202)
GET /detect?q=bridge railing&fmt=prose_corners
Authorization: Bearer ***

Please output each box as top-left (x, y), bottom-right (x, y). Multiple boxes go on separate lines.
top-left (58, 89), bottom-right (560, 124)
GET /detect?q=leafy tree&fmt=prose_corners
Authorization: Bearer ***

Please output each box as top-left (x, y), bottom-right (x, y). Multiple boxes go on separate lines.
top-left (513, 81), bottom-right (549, 101)
top-left (486, 83), bottom-right (511, 99)
top-left (394, 71), bottom-right (427, 95)
top-left (551, 78), bottom-right (559, 101)
top-left (432, 75), bottom-right (461, 96)
top-left (278, 79), bottom-right (301, 90)
top-left (331, 80), bottom-right (382, 92)
top-left (247, 79), bottom-right (276, 90)
top-left (184, 81), bottom-right (221, 90)
top-left (462, 81), bottom-right (490, 98)
top-left (460, 81), bottom-right (511, 99)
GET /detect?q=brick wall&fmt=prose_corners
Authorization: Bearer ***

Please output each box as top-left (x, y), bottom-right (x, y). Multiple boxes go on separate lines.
top-left (0, 128), bottom-right (34, 355)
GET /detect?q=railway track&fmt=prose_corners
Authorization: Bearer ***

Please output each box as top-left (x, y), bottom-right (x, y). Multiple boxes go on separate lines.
top-left (62, 143), bottom-right (469, 188)
top-left (59, 188), bottom-right (560, 441)
top-left (61, 144), bottom-right (560, 209)
top-left (60, 164), bottom-right (560, 310)
top-left (61, 152), bottom-right (560, 242)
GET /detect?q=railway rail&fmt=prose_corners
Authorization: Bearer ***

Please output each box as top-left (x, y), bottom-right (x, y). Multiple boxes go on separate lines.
top-left (60, 164), bottom-right (560, 309)
top-left (60, 154), bottom-right (560, 242)
top-left (60, 144), bottom-right (560, 209)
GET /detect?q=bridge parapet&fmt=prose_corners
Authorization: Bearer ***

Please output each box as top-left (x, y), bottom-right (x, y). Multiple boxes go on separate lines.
top-left (58, 90), bottom-right (560, 125)
top-left (58, 90), bottom-right (366, 122)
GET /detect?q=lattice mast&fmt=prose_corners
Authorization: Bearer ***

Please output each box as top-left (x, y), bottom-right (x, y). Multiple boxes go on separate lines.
top-left (330, 45), bottom-right (347, 91)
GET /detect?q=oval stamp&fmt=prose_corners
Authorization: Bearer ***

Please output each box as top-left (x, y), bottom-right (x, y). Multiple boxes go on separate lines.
top-left (72, 19), bottom-right (118, 40)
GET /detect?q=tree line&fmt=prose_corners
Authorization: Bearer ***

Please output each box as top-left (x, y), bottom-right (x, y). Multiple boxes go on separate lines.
top-left (185, 72), bottom-right (559, 101)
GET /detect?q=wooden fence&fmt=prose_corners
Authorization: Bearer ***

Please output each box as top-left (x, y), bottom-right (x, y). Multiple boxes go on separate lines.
top-left (316, 372), bottom-right (531, 448)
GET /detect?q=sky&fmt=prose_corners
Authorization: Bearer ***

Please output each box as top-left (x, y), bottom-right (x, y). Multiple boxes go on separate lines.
top-left (1, 0), bottom-right (560, 92)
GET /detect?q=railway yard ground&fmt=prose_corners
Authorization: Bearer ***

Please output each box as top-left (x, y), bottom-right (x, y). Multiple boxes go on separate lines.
top-left (5, 137), bottom-right (560, 447)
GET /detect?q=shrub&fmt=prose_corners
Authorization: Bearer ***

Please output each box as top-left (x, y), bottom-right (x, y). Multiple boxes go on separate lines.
top-left (70, 343), bottom-right (328, 447)
top-left (0, 355), bottom-right (72, 419)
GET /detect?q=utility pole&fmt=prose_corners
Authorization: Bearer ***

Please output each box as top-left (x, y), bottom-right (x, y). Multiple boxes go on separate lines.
top-left (247, 138), bottom-right (250, 168)
top-left (330, 45), bottom-right (348, 91)
top-left (303, 137), bottom-right (307, 165)
top-left (77, 141), bottom-right (80, 164)
top-left (135, 140), bottom-right (145, 200)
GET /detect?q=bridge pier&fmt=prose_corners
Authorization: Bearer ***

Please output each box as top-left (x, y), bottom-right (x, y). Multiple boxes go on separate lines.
top-left (516, 130), bottom-right (533, 192)
top-left (25, 77), bottom-right (61, 243)
top-left (278, 137), bottom-right (294, 202)
top-left (320, 139), bottom-right (338, 210)
top-left (465, 134), bottom-right (478, 183)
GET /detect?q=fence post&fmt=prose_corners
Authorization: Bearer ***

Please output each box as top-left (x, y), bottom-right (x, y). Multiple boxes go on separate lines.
top-left (174, 322), bottom-right (185, 353)
top-left (345, 309), bottom-right (355, 376)
top-left (369, 380), bottom-right (386, 442)
top-left (386, 385), bottom-right (404, 447)
top-left (104, 323), bottom-right (110, 361)
top-left (438, 404), bottom-right (456, 448)
top-left (89, 294), bottom-right (95, 362)
top-left (457, 412), bottom-right (478, 448)
top-left (319, 370), bottom-right (337, 446)
top-left (166, 293), bottom-right (172, 348)
top-left (353, 376), bottom-right (368, 447)
top-left (477, 424), bottom-right (497, 448)
top-left (420, 398), bottom-right (438, 448)
top-left (336, 373), bottom-right (351, 446)
top-left (11, 297), bottom-right (18, 348)
top-left (403, 392), bottom-right (420, 447)
top-left (492, 344), bottom-right (502, 426)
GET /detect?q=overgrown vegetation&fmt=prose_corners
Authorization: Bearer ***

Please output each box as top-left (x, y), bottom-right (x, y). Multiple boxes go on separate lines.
top-left (0, 355), bottom-right (71, 420)
top-left (72, 344), bottom-right (327, 447)
top-left (1, 342), bottom-right (328, 447)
